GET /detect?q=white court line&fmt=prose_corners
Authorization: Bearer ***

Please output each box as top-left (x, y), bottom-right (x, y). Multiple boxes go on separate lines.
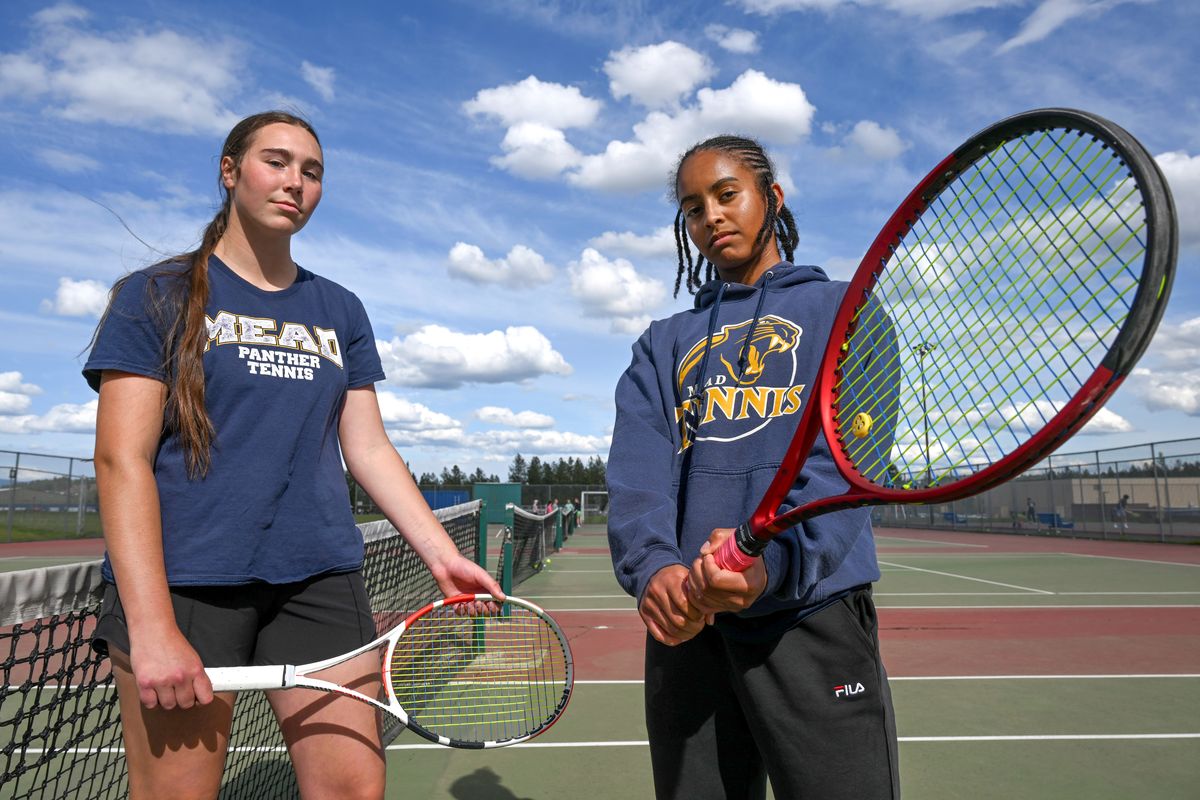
top-left (574, 674), bottom-right (1200, 685)
top-left (1062, 552), bottom-right (1200, 569)
top-left (878, 561), bottom-right (1055, 594)
top-left (879, 604), bottom-right (1200, 610)
top-left (523, 594), bottom-right (628, 599)
top-left (26, 674), bottom-right (1198, 691)
top-left (1055, 592), bottom-right (1200, 596)
top-left (23, 734), bottom-right (1200, 756)
top-left (876, 592), bottom-right (1058, 596)
top-left (544, 604), bottom-right (1199, 612)
top-left (877, 536), bottom-right (989, 548)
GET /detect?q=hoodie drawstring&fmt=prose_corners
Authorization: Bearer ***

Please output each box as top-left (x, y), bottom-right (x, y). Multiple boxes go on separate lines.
top-left (686, 281), bottom-right (729, 433)
top-left (734, 272), bottom-right (772, 385)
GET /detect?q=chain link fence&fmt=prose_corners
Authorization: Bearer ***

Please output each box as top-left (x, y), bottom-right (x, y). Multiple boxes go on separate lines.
top-left (1, 450), bottom-right (98, 542)
top-left (877, 437), bottom-right (1200, 542)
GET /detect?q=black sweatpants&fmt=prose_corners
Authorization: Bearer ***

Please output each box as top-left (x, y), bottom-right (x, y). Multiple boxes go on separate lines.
top-left (644, 587), bottom-right (900, 800)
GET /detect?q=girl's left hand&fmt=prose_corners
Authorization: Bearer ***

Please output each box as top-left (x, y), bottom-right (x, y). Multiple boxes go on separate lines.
top-left (687, 527), bottom-right (768, 616)
top-left (431, 553), bottom-right (506, 615)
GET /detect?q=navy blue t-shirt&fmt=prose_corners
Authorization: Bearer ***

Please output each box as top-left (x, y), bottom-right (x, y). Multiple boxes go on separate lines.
top-left (84, 256), bottom-right (385, 585)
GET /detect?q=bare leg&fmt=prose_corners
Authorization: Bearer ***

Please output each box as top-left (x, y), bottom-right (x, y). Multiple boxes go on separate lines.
top-left (267, 650), bottom-right (386, 800)
top-left (110, 648), bottom-right (235, 800)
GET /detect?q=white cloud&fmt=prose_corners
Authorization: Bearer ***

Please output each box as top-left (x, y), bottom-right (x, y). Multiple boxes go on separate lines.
top-left (492, 122), bottom-right (583, 180)
top-left (570, 70), bottom-right (816, 192)
top-left (32, 3), bottom-right (90, 27)
top-left (463, 75), bottom-right (601, 129)
top-left (1079, 405), bottom-right (1134, 433)
top-left (589, 227), bottom-right (677, 260)
top-left (40, 277), bottom-right (109, 317)
top-left (1155, 151), bottom-right (1200, 249)
top-left (0, 394), bottom-right (33, 415)
top-left (475, 406), bottom-right (556, 429)
top-left (0, 10), bottom-right (243, 135)
top-left (568, 248), bottom-right (667, 334)
top-left (843, 120), bottom-right (909, 160)
top-left (34, 148), bottom-right (100, 174)
top-left (1132, 367), bottom-right (1200, 415)
top-left (473, 428), bottom-right (610, 457)
top-left (374, 391), bottom-right (466, 448)
top-left (0, 398), bottom-right (97, 434)
top-left (0, 373), bottom-right (43, 396)
top-left (998, 0), bottom-right (1148, 53)
top-left (735, 0), bottom-right (1022, 19)
top-left (704, 25), bottom-right (761, 54)
top-left (604, 42), bottom-right (715, 109)
top-left (301, 60), bottom-right (335, 101)
top-left (1127, 316), bottom-right (1200, 416)
top-left (446, 242), bottom-right (555, 287)
top-left (376, 325), bottom-right (572, 388)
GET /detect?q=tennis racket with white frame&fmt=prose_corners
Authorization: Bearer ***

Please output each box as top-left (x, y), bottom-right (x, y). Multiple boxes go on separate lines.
top-left (714, 107), bottom-right (1177, 572)
top-left (207, 594), bottom-right (573, 749)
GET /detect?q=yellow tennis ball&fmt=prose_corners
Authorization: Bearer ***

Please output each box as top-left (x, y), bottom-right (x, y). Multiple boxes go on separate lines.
top-left (850, 412), bottom-right (873, 438)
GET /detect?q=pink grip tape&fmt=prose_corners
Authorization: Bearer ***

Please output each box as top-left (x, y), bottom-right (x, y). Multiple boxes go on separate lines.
top-left (713, 534), bottom-right (759, 572)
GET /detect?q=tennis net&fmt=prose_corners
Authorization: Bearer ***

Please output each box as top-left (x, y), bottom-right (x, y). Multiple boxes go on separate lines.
top-left (507, 505), bottom-right (560, 589)
top-left (0, 500), bottom-right (483, 800)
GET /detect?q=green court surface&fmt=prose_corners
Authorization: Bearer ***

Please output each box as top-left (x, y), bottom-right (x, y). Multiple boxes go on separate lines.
top-left (4, 525), bottom-right (1198, 798)
top-left (380, 526), bottom-right (1200, 799)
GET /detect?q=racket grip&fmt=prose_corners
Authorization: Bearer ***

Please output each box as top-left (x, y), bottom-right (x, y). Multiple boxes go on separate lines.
top-left (712, 523), bottom-right (769, 573)
top-left (206, 664), bottom-right (297, 692)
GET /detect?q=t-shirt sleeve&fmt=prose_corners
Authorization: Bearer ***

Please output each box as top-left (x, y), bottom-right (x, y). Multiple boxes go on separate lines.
top-left (344, 293), bottom-right (385, 388)
top-left (82, 272), bottom-right (169, 392)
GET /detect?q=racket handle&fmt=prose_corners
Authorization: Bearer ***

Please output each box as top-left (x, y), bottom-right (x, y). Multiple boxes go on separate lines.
top-left (206, 664), bottom-right (297, 692)
top-left (712, 523), bottom-right (769, 573)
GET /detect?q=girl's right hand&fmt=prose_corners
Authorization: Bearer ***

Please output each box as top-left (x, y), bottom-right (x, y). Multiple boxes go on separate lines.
top-left (129, 629), bottom-right (215, 710)
top-left (639, 564), bottom-right (706, 646)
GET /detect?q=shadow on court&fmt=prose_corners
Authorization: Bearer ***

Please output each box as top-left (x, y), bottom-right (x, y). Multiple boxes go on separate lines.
top-left (449, 767), bottom-right (531, 800)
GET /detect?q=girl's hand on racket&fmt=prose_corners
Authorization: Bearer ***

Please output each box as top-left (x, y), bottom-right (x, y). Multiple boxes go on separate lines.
top-left (130, 627), bottom-right (214, 710)
top-left (430, 553), bottom-right (505, 615)
top-left (688, 528), bottom-right (768, 615)
top-left (639, 564), bottom-right (706, 646)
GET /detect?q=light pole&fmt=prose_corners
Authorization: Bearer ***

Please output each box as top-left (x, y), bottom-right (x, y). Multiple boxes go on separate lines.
top-left (913, 341), bottom-right (937, 525)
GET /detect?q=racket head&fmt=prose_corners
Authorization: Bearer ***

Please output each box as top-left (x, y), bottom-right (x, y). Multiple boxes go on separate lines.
top-left (821, 108), bottom-right (1176, 509)
top-left (383, 593), bottom-right (573, 749)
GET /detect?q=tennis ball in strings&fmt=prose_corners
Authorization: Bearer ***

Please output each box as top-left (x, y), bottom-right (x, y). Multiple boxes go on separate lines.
top-left (850, 412), bottom-right (873, 438)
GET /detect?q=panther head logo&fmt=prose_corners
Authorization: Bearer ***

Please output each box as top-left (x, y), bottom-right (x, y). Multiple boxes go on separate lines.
top-left (677, 315), bottom-right (802, 393)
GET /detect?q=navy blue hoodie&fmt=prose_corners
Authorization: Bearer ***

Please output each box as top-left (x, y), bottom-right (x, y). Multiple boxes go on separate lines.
top-left (606, 262), bottom-right (882, 642)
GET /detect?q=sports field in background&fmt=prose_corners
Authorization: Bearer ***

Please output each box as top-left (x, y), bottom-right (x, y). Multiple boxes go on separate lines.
top-left (3, 523), bottom-right (1198, 798)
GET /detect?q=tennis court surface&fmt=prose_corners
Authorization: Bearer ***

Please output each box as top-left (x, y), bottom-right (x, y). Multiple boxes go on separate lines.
top-left (4, 519), bottom-right (1198, 798)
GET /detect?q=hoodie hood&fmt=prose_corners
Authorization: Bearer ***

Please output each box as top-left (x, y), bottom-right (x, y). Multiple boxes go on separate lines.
top-left (693, 263), bottom-right (831, 309)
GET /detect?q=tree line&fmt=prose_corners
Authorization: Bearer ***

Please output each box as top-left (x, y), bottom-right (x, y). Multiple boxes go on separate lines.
top-left (413, 454), bottom-right (607, 487)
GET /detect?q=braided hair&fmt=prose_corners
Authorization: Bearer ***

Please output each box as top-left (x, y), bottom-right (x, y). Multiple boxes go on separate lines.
top-left (671, 135), bottom-right (799, 297)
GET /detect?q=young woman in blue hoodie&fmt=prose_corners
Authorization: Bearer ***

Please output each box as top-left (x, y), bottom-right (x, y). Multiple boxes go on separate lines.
top-left (607, 136), bottom-right (900, 799)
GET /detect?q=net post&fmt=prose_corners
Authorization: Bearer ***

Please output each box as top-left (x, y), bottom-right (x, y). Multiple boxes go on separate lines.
top-left (475, 500), bottom-right (488, 569)
top-left (501, 533), bottom-right (514, 612)
top-left (502, 503), bottom-right (516, 597)
top-left (554, 509), bottom-right (564, 550)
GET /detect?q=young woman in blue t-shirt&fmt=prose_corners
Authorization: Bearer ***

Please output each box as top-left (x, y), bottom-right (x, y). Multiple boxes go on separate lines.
top-left (86, 111), bottom-right (502, 799)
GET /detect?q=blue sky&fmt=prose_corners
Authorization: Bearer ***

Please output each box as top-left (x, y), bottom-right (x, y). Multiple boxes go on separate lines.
top-left (0, 0), bottom-right (1197, 478)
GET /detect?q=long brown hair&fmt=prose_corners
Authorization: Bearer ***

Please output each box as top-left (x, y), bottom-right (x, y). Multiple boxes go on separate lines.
top-left (97, 111), bottom-right (321, 478)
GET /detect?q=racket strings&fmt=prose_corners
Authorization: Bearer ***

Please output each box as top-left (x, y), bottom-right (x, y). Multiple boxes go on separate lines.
top-left (388, 606), bottom-right (570, 744)
top-left (833, 125), bottom-right (1147, 490)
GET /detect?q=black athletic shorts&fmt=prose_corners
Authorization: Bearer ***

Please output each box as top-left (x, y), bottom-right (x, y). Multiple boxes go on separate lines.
top-left (92, 571), bottom-right (376, 668)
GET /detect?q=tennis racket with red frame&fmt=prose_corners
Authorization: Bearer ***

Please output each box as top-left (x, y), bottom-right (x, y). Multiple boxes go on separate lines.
top-left (715, 107), bottom-right (1177, 572)
top-left (207, 594), bottom-right (572, 749)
